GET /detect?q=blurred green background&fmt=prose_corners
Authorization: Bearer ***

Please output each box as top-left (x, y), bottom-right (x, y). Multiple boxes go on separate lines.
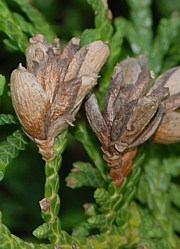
top-left (0, 0), bottom-right (179, 242)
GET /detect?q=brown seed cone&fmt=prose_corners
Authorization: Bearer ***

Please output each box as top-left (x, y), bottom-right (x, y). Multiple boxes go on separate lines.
top-left (10, 34), bottom-right (109, 160)
top-left (85, 56), bottom-right (170, 187)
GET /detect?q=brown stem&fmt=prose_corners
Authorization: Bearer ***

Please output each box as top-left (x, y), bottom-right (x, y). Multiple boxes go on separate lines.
top-left (103, 146), bottom-right (137, 187)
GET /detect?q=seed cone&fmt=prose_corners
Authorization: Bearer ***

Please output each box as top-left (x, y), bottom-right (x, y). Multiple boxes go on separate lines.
top-left (85, 56), bottom-right (169, 186)
top-left (10, 34), bottom-right (109, 160)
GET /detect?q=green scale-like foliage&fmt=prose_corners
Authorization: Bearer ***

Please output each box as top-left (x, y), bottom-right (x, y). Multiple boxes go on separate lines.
top-left (0, 0), bottom-right (179, 248)
top-left (135, 144), bottom-right (180, 248)
top-left (0, 0), bottom-right (56, 51)
top-left (0, 130), bottom-right (27, 181)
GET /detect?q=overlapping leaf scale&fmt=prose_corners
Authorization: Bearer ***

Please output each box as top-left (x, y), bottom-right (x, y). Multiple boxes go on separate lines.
top-left (66, 161), bottom-right (105, 188)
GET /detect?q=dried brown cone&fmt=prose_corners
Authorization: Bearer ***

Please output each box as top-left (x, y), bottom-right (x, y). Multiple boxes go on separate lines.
top-left (85, 56), bottom-right (169, 187)
top-left (10, 34), bottom-right (109, 160)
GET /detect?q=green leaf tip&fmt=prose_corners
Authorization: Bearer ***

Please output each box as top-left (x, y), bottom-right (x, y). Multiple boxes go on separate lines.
top-left (0, 114), bottom-right (17, 126)
top-left (81, 0), bottom-right (113, 46)
top-left (33, 223), bottom-right (51, 239)
top-left (0, 75), bottom-right (5, 96)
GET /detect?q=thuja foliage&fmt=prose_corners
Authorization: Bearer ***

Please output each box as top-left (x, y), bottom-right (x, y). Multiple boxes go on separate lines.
top-left (0, 0), bottom-right (179, 248)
